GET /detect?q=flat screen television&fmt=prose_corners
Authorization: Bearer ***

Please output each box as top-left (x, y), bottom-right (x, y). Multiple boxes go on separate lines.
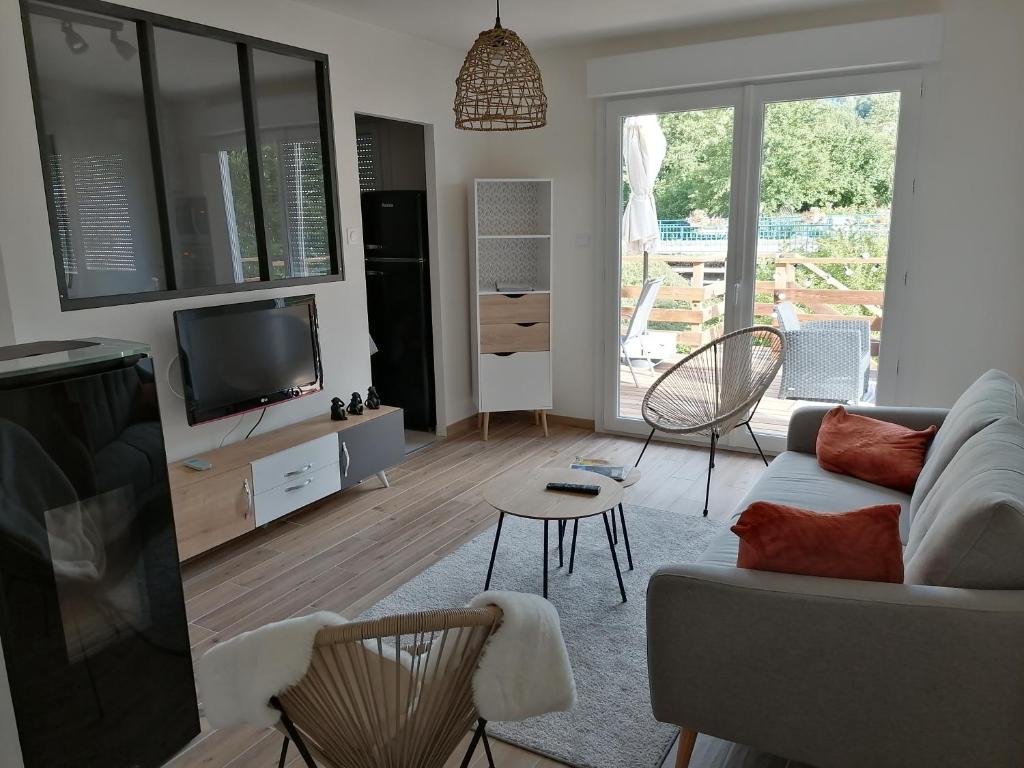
top-left (173, 295), bottom-right (323, 426)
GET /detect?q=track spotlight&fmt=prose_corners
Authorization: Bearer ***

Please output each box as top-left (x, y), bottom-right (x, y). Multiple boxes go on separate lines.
top-left (109, 29), bottom-right (136, 60)
top-left (61, 20), bottom-right (88, 55)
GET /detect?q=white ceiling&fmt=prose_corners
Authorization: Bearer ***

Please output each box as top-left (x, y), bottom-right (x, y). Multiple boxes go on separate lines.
top-left (296, 0), bottom-right (869, 49)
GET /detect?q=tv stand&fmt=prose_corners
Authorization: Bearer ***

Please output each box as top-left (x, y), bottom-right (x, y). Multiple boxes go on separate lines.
top-left (169, 406), bottom-right (404, 560)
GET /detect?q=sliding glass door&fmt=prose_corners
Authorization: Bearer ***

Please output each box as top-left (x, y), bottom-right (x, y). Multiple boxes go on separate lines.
top-left (602, 71), bottom-right (921, 453)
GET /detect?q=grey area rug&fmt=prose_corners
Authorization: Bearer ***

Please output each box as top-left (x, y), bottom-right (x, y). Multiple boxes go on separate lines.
top-left (359, 505), bottom-right (723, 768)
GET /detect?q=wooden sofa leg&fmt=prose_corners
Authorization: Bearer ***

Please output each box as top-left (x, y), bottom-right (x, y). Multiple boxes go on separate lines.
top-left (675, 729), bottom-right (698, 768)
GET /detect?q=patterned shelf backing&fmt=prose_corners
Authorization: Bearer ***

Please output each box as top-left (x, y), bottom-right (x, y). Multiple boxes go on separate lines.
top-left (476, 181), bottom-right (547, 236)
top-left (477, 238), bottom-right (548, 291)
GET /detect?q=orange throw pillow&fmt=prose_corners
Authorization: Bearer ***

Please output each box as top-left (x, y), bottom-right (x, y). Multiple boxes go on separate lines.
top-left (816, 406), bottom-right (937, 492)
top-left (732, 501), bottom-right (904, 583)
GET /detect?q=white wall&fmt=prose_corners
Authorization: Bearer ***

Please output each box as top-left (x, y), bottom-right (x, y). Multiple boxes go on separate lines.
top-left (476, 0), bottom-right (1024, 418)
top-left (0, 0), bottom-right (487, 459)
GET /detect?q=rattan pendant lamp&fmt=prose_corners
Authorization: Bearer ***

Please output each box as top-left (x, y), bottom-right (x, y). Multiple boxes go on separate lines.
top-left (454, 0), bottom-right (547, 131)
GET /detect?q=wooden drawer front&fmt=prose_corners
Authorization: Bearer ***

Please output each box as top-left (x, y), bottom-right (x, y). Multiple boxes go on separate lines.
top-left (480, 323), bottom-right (549, 353)
top-left (251, 433), bottom-right (339, 494)
top-left (253, 462), bottom-right (341, 527)
top-left (480, 293), bottom-right (549, 325)
top-left (479, 351), bottom-right (552, 411)
top-left (173, 466), bottom-right (254, 561)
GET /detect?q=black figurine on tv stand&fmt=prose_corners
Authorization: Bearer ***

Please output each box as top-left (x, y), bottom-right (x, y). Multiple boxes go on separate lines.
top-left (346, 392), bottom-right (364, 416)
top-left (330, 397), bottom-right (347, 421)
top-left (366, 386), bottom-right (381, 410)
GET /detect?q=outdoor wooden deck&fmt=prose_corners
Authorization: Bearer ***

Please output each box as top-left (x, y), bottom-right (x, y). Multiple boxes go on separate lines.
top-left (618, 363), bottom-right (877, 437)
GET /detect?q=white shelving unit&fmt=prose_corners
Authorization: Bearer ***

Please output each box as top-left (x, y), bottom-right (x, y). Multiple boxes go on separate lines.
top-left (470, 179), bottom-right (553, 439)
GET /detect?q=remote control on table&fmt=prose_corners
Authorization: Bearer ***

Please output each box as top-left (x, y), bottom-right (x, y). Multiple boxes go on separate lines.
top-left (545, 482), bottom-right (601, 496)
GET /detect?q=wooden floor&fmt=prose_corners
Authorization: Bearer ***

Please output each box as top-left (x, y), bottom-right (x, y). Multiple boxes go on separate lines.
top-left (167, 415), bottom-right (766, 768)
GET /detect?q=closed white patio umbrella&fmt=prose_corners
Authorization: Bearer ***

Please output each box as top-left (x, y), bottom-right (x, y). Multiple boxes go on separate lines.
top-left (622, 114), bottom-right (667, 282)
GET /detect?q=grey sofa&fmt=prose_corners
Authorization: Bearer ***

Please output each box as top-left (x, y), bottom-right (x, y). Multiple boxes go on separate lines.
top-left (647, 369), bottom-right (1024, 768)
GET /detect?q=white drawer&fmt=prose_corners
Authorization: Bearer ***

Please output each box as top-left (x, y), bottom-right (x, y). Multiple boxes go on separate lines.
top-left (479, 351), bottom-right (552, 411)
top-left (251, 433), bottom-right (339, 494)
top-left (253, 462), bottom-right (341, 527)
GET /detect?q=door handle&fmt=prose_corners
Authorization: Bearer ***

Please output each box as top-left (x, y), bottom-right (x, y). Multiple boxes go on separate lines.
top-left (342, 441), bottom-right (351, 478)
top-left (285, 478), bottom-right (314, 493)
top-left (365, 243), bottom-right (383, 250)
top-left (243, 478), bottom-right (252, 517)
top-left (285, 464), bottom-right (312, 478)
top-left (366, 270), bottom-right (384, 277)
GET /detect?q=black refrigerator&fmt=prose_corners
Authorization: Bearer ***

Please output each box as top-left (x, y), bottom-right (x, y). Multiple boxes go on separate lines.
top-left (362, 190), bottom-right (436, 432)
top-left (0, 338), bottom-right (199, 768)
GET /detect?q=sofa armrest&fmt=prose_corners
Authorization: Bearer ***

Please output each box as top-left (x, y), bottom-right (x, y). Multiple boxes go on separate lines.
top-left (786, 404), bottom-right (948, 454)
top-left (647, 564), bottom-right (1024, 768)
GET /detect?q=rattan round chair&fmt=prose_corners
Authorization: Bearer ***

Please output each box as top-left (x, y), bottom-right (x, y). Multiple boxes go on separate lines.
top-left (272, 606), bottom-right (503, 768)
top-left (636, 326), bottom-right (784, 516)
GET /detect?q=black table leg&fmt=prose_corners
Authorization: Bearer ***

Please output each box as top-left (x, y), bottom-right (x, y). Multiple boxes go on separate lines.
top-left (612, 510), bottom-right (618, 544)
top-left (602, 511), bottom-right (627, 602)
top-left (618, 503), bottom-right (634, 570)
top-left (569, 519), bottom-right (579, 574)
top-left (543, 519), bottom-right (549, 599)
top-left (484, 512), bottom-right (505, 591)
top-left (558, 519), bottom-right (565, 567)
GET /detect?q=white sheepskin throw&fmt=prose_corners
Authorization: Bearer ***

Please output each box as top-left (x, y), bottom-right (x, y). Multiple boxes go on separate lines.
top-left (469, 590), bottom-right (577, 721)
top-left (195, 611), bottom-right (347, 729)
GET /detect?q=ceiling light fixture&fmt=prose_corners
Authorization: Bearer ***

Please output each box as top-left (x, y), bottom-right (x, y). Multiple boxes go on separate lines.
top-left (61, 20), bottom-right (88, 55)
top-left (109, 29), bottom-right (136, 60)
top-left (454, 0), bottom-right (547, 131)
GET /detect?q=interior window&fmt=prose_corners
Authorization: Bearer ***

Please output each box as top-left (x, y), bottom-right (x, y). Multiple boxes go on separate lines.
top-left (22, 0), bottom-right (343, 308)
top-left (27, 2), bottom-right (165, 299)
top-left (251, 50), bottom-right (331, 280)
top-left (153, 26), bottom-right (258, 290)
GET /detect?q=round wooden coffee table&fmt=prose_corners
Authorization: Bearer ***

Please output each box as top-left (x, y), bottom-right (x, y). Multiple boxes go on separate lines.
top-left (483, 468), bottom-right (629, 602)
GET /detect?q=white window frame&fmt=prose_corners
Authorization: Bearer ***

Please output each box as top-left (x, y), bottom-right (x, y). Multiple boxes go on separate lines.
top-left (596, 69), bottom-right (923, 456)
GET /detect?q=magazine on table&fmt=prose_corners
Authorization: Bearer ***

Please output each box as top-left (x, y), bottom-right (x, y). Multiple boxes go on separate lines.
top-left (571, 456), bottom-right (626, 480)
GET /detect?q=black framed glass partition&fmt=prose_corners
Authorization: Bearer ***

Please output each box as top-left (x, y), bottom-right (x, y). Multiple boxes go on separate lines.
top-left (20, 0), bottom-right (344, 309)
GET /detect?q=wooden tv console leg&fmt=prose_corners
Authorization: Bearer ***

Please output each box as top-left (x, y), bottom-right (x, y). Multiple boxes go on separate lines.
top-left (376, 470), bottom-right (390, 488)
top-left (482, 412), bottom-right (490, 441)
top-left (540, 410), bottom-right (548, 437)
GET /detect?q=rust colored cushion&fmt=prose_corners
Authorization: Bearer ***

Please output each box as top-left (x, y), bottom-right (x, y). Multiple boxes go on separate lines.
top-left (732, 501), bottom-right (904, 582)
top-left (816, 406), bottom-right (938, 492)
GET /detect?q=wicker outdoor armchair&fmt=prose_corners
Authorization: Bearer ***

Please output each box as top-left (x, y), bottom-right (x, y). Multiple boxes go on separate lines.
top-left (636, 326), bottom-right (784, 516)
top-left (272, 606), bottom-right (503, 768)
top-left (775, 302), bottom-right (871, 402)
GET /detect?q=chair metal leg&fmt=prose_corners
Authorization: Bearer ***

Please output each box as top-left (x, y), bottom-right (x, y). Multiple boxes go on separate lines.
top-left (621, 341), bottom-right (640, 388)
top-left (618, 503), bottom-right (633, 570)
top-left (271, 699), bottom-right (317, 768)
top-left (703, 432), bottom-right (718, 517)
top-left (635, 427), bottom-right (655, 468)
top-left (543, 519), bottom-right (549, 599)
top-left (277, 737), bottom-right (290, 768)
top-left (612, 509), bottom-right (618, 543)
top-left (569, 519), bottom-right (579, 574)
top-left (745, 421), bottom-right (770, 466)
top-left (460, 719), bottom-right (488, 768)
top-left (602, 511), bottom-right (627, 602)
top-left (484, 512), bottom-right (505, 591)
top-left (480, 719), bottom-right (495, 767)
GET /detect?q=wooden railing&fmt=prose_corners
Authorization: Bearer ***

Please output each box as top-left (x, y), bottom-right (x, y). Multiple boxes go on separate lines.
top-left (621, 255), bottom-right (886, 350)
